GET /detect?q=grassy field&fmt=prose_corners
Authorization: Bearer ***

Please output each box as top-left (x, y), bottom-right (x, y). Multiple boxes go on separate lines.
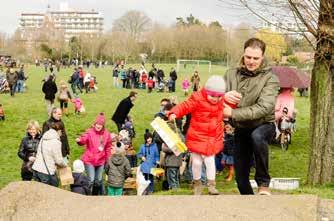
top-left (0, 63), bottom-right (333, 198)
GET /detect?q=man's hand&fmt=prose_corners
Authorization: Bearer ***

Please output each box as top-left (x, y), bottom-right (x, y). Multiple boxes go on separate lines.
top-left (224, 91), bottom-right (242, 105)
top-left (141, 156), bottom-right (146, 161)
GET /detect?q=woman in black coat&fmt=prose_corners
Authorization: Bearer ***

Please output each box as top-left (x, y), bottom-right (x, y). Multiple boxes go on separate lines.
top-left (42, 75), bottom-right (57, 116)
top-left (42, 107), bottom-right (70, 159)
top-left (17, 120), bottom-right (41, 181)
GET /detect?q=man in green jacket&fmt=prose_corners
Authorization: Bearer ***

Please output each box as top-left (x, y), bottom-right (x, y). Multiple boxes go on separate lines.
top-left (224, 38), bottom-right (280, 195)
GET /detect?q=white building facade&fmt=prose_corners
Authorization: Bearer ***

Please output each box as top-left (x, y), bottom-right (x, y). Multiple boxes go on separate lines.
top-left (260, 20), bottom-right (307, 35)
top-left (19, 5), bottom-right (104, 41)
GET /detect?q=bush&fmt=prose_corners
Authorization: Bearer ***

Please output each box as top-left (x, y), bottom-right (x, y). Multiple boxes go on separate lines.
top-left (287, 55), bottom-right (299, 65)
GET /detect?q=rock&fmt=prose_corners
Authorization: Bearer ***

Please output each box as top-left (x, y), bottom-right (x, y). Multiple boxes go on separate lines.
top-left (0, 181), bottom-right (327, 221)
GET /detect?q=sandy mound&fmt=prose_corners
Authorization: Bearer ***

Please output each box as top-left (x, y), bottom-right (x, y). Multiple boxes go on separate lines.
top-left (0, 181), bottom-right (326, 221)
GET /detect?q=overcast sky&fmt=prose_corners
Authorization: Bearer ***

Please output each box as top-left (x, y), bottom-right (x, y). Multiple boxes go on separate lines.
top-left (0, 0), bottom-right (258, 35)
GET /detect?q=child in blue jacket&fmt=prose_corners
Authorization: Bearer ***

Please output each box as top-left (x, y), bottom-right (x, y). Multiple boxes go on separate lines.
top-left (137, 132), bottom-right (160, 194)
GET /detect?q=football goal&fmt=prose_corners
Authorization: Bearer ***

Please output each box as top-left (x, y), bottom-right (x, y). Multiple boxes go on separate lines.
top-left (176, 59), bottom-right (212, 74)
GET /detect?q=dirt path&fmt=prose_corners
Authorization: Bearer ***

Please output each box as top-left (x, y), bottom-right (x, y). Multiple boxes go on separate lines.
top-left (0, 182), bottom-right (332, 221)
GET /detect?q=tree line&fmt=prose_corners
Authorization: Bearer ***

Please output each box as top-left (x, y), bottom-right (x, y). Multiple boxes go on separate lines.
top-left (0, 12), bottom-right (311, 66)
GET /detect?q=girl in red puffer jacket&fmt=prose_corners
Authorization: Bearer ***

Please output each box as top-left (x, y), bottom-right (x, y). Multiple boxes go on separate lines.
top-left (169, 75), bottom-right (226, 195)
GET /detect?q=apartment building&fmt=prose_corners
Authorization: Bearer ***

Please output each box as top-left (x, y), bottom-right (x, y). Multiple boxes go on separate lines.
top-left (19, 4), bottom-right (104, 41)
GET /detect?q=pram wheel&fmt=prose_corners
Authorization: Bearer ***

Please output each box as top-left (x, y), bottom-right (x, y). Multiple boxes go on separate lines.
top-left (280, 130), bottom-right (289, 151)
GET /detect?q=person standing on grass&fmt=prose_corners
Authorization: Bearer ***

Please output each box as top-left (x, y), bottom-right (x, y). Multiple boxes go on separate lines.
top-left (161, 122), bottom-right (183, 191)
top-left (42, 107), bottom-right (70, 162)
top-left (57, 80), bottom-right (72, 116)
top-left (76, 113), bottom-right (111, 195)
top-left (105, 142), bottom-right (132, 196)
top-left (15, 65), bottom-right (26, 93)
top-left (137, 132), bottom-right (160, 195)
top-left (223, 38), bottom-right (279, 195)
top-left (71, 159), bottom-right (91, 195)
top-left (112, 91), bottom-right (138, 132)
top-left (182, 77), bottom-right (190, 96)
top-left (17, 120), bottom-right (41, 181)
top-left (32, 122), bottom-right (67, 187)
top-left (169, 67), bottom-right (178, 92)
top-left (42, 75), bottom-right (57, 116)
top-left (221, 122), bottom-right (236, 182)
top-left (190, 71), bottom-right (200, 92)
top-left (113, 64), bottom-right (120, 88)
top-left (6, 68), bottom-right (17, 97)
top-left (83, 72), bottom-right (91, 93)
top-left (78, 66), bottom-right (85, 91)
top-left (70, 68), bottom-right (82, 95)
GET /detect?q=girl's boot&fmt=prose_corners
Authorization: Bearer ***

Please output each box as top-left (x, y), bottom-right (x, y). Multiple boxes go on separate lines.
top-left (63, 108), bottom-right (69, 116)
top-left (193, 180), bottom-right (204, 195)
top-left (207, 180), bottom-right (219, 195)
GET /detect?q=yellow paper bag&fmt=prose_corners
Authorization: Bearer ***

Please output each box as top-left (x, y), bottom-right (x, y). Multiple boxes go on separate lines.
top-left (57, 166), bottom-right (74, 186)
top-left (150, 117), bottom-right (187, 156)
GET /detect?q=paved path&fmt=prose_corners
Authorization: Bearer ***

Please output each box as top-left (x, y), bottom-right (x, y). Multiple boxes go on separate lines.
top-left (0, 182), bottom-right (332, 221)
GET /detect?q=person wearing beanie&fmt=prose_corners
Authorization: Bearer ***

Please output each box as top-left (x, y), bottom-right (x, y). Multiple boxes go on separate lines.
top-left (70, 159), bottom-right (91, 195)
top-left (223, 38), bottom-right (279, 196)
top-left (76, 112), bottom-right (111, 195)
top-left (105, 141), bottom-right (131, 196)
top-left (169, 75), bottom-right (226, 195)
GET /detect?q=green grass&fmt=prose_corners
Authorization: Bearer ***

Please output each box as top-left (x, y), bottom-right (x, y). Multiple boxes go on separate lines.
top-left (0, 63), bottom-right (333, 198)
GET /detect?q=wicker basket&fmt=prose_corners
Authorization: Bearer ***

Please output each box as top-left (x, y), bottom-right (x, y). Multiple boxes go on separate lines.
top-left (124, 177), bottom-right (136, 189)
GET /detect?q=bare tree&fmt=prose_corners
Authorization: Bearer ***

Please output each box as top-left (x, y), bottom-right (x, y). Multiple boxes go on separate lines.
top-left (223, 0), bottom-right (334, 185)
top-left (112, 10), bottom-right (152, 41)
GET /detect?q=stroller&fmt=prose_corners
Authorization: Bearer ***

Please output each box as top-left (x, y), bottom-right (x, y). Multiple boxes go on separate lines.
top-left (276, 107), bottom-right (296, 150)
top-left (0, 74), bottom-right (9, 93)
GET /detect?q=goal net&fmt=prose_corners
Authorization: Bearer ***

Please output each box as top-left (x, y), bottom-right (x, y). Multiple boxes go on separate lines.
top-left (176, 59), bottom-right (211, 74)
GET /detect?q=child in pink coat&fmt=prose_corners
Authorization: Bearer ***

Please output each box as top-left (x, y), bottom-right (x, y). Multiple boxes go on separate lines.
top-left (72, 97), bottom-right (85, 114)
top-left (182, 78), bottom-right (190, 96)
top-left (76, 113), bottom-right (111, 195)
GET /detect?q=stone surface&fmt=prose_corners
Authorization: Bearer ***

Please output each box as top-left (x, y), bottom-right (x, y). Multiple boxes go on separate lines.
top-left (0, 181), bottom-right (328, 221)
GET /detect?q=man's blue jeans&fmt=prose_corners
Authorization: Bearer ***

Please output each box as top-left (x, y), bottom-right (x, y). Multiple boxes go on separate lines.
top-left (234, 123), bottom-right (275, 195)
top-left (15, 80), bottom-right (25, 93)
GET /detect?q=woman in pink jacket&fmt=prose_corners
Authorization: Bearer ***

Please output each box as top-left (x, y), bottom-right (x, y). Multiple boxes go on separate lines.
top-left (76, 113), bottom-right (111, 195)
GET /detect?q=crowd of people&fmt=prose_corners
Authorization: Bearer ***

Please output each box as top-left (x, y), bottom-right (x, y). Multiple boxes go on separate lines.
top-left (36, 58), bottom-right (110, 72)
top-left (0, 64), bottom-right (27, 96)
top-left (112, 63), bottom-right (202, 95)
top-left (4, 37), bottom-right (292, 197)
